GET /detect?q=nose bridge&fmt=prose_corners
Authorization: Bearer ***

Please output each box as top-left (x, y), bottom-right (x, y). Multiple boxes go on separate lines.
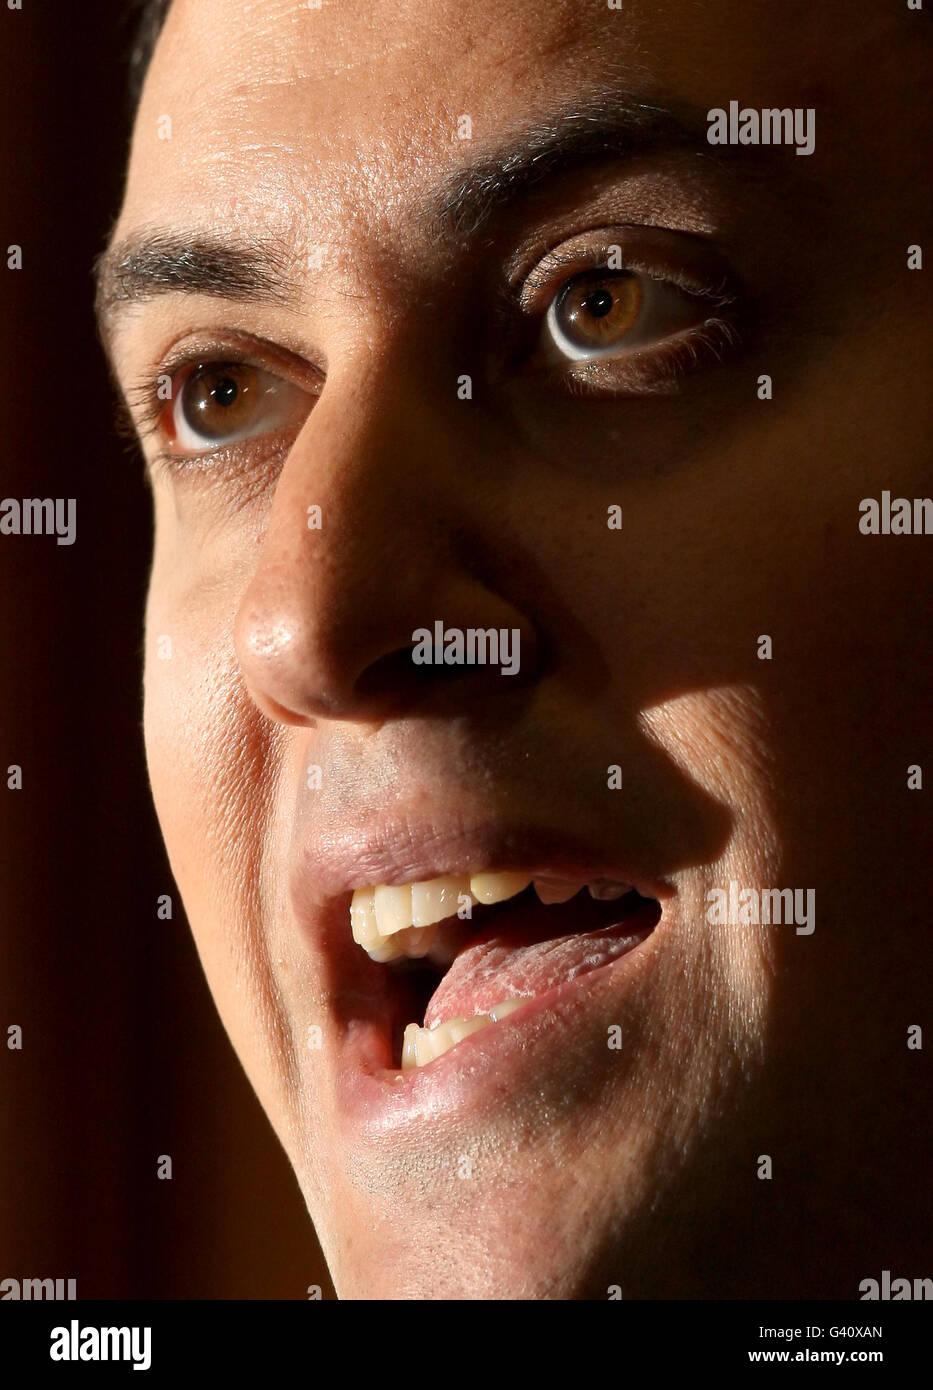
top-left (275, 349), bottom-right (462, 613)
top-left (311, 349), bottom-right (455, 550)
top-left (233, 351), bottom-right (533, 723)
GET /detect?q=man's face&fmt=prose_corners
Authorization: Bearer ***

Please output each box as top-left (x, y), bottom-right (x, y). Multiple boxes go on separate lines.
top-left (102, 0), bottom-right (930, 1296)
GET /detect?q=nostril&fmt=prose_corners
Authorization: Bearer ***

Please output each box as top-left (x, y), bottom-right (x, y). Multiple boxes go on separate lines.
top-left (353, 643), bottom-right (497, 709)
top-left (352, 646), bottom-right (425, 701)
top-left (354, 634), bottom-right (531, 708)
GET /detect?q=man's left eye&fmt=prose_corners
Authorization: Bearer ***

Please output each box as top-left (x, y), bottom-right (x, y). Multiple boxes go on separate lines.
top-left (166, 361), bottom-right (310, 454)
top-left (543, 268), bottom-right (711, 363)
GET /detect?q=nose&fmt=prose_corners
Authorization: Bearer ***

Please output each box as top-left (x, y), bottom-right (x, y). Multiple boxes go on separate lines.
top-left (233, 358), bottom-right (539, 724)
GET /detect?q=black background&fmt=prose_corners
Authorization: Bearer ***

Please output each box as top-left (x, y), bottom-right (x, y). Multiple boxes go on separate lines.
top-left (0, 1), bottom-right (332, 1300)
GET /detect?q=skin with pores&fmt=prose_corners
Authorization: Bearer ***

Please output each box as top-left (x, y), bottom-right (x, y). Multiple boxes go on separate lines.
top-left (99, 0), bottom-right (932, 1297)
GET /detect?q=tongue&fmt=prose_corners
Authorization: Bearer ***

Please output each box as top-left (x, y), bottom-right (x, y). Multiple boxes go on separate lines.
top-left (423, 891), bottom-right (659, 1028)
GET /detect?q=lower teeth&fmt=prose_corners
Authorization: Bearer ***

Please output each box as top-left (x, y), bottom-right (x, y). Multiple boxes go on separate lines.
top-left (401, 997), bottom-right (525, 1069)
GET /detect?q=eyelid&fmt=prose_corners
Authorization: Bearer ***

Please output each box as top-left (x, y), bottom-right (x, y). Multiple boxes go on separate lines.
top-left (515, 231), bottom-right (746, 393)
top-left (123, 332), bottom-right (321, 443)
top-left (515, 225), bottom-right (738, 315)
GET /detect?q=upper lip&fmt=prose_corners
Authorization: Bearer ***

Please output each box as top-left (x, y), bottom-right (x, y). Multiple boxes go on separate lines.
top-left (285, 806), bottom-right (674, 1111)
top-left (289, 813), bottom-right (673, 918)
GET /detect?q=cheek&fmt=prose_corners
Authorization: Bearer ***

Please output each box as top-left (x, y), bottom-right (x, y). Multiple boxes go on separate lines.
top-left (640, 682), bottom-right (782, 983)
top-left (141, 544), bottom-right (301, 1127)
top-left (144, 569), bottom-right (223, 868)
top-left (143, 500), bottom-right (254, 853)
top-left (144, 629), bottom-right (229, 885)
top-left (141, 532), bottom-right (270, 951)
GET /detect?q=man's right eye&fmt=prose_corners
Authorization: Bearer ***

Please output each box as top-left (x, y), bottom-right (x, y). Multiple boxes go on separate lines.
top-left (161, 360), bottom-right (313, 456)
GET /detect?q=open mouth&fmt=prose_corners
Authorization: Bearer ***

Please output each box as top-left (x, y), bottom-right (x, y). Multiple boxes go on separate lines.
top-left (348, 873), bottom-right (662, 1070)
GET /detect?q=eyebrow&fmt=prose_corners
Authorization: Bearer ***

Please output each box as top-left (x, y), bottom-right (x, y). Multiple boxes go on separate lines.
top-left (94, 229), bottom-right (300, 344)
top-left (94, 92), bottom-right (719, 346)
top-left (431, 95), bottom-right (714, 237)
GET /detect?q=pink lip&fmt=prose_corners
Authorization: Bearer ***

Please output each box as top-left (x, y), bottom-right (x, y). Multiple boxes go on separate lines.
top-left (334, 901), bottom-right (670, 1141)
top-left (289, 813), bottom-right (673, 910)
top-left (286, 811), bottom-right (675, 1140)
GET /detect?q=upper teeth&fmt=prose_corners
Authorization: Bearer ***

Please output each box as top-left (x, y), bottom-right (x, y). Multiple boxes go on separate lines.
top-left (350, 871), bottom-right (633, 961)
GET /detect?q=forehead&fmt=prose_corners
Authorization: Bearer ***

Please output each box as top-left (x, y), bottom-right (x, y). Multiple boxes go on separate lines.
top-left (120, 0), bottom-right (833, 247)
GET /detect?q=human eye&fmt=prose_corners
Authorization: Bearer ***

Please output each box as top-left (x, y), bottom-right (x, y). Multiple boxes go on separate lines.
top-left (127, 339), bottom-right (318, 474)
top-left (518, 228), bottom-right (743, 395)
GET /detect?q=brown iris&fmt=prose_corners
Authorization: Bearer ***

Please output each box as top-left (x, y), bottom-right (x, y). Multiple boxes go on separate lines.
top-left (179, 362), bottom-right (263, 441)
top-left (553, 271), bottom-right (643, 351)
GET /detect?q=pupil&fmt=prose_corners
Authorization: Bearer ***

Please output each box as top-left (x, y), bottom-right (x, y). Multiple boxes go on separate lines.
top-left (213, 376), bottom-right (239, 407)
top-left (585, 288), bottom-right (614, 318)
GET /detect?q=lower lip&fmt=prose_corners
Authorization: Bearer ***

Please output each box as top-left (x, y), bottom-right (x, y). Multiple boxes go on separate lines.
top-left (335, 904), bottom-right (668, 1139)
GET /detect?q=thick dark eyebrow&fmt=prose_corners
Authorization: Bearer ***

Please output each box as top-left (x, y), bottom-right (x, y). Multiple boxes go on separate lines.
top-left (94, 230), bottom-right (301, 346)
top-left (429, 96), bottom-right (717, 237)
top-left (94, 94), bottom-right (719, 347)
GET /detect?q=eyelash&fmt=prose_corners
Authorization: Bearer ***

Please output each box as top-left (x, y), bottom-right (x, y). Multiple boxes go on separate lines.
top-left (123, 344), bottom-right (309, 482)
top-left (510, 241), bottom-right (741, 390)
top-left (550, 316), bottom-right (742, 400)
top-left (125, 347), bottom-right (248, 441)
top-left (126, 246), bottom-right (743, 472)
top-left (521, 244), bottom-right (734, 307)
